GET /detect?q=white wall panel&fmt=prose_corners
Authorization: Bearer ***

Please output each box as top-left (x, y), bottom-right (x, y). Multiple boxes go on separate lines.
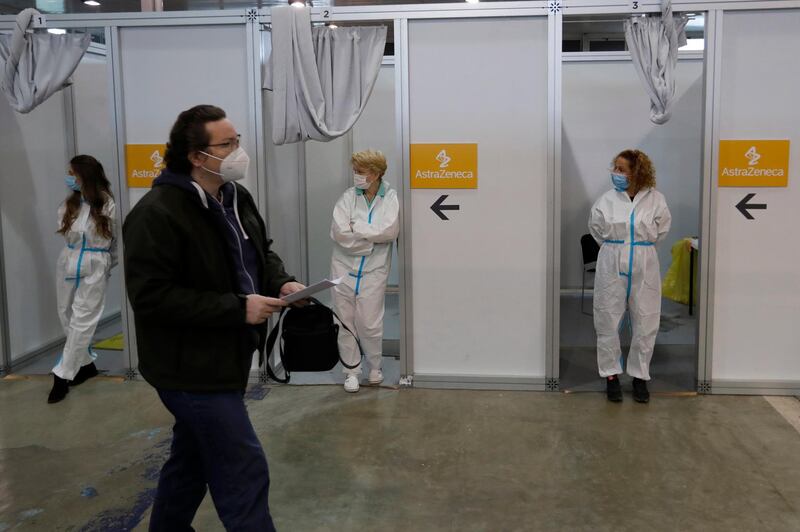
top-left (353, 65), bottom-right (400, 287)
top-left (118, 25), bottom-right (257, 370)
top-left (305, 64), bottom-right (399, 297)
top-left (262, 32), bottom-right (305, 281)
top-left (711, 9), bottom-right (800, 382)
top-left (72, 52), bottom-right (122, 319)
top-left (0, 92), bottom-right (70, 360)
top-left (409, 17), bottom-right (549, 378)
top-left (305, 135), bottom-right (351, 293)
top-left (120, 25), bottom-right (255, 210)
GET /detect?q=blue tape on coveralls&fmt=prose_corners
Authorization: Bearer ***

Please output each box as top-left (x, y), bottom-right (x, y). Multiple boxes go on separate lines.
top-left (603, 209), bottom-right (656, 364)
top-left (65, 237), bottom-right (111, 288)
top-left (348, 195), bottom-right (378, 296)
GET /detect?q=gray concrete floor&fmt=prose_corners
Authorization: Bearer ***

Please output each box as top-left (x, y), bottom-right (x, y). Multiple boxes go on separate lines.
top-left (1, 377), bottom-right (800, 531)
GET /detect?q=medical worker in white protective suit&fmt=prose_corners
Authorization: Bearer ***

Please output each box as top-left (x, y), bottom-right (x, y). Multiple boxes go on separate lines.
top-left (589, 149), bottom-right (671, 404)
top-left (331, 150), bottom-right (400, 393)
top-left (49, 155), bottom-right (117, 404)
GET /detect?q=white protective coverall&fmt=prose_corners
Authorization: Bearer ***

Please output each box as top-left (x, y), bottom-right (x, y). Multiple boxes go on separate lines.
top-left (54, 196), bottom-right (117, 380)
top-left (330, 181), bottom-right (400, 376)
top-left (589, 187), bottom-right (671, 380)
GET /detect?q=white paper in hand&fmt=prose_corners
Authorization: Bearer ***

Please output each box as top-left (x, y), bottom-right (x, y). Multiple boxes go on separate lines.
top-left (281, 277), bottom-right (343, 304)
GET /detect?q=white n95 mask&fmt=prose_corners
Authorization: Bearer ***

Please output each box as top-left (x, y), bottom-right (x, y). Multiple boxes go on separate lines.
top-left (353, 173), bottom-right (370, 190)
top-left (201, 147), bottom-right (250, 182)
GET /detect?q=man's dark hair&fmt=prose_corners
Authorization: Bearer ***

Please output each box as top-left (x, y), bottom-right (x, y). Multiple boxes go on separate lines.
top-left (164, 105), bottom-right (227, 174)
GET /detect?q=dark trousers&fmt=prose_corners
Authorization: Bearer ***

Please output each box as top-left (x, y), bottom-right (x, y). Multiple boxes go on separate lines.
top-left (149, 389), bottom-right (276, 532)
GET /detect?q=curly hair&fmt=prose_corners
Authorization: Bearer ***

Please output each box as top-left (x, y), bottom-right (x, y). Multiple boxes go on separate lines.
top-left (614, 149), bottom-right (656, 192)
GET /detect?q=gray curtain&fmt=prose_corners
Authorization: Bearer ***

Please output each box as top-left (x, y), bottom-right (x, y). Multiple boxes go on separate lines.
top-left (0, 9), bottom-right (90, 114)
top-left (624, 0), bottom-right (688, 125)
top-left (264, 6), bottom-right (387, 145)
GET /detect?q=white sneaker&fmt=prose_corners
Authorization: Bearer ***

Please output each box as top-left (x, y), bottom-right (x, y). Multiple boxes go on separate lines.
top-left (368, 369), bottom-right (384, 385)
top-left (344, 375), bottom-right (360, 393)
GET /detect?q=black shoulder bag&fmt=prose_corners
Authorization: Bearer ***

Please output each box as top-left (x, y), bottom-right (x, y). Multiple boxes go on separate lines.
top-left (264, 297), bottom-right (364, 384)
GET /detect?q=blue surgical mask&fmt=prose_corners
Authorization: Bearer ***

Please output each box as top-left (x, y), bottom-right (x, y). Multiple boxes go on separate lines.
top-left (65, 175), bottom-right (81, 192)
top-left (610, 172), bottom-right (628, 192)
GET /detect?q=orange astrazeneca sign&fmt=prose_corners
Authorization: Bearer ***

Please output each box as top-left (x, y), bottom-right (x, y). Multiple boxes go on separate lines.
top-left (410, 143), bottom-right (478, 189)
top-left (718, 140), bottom-right (790, 187)
top-left (126, 144), bottom-right (166, 188)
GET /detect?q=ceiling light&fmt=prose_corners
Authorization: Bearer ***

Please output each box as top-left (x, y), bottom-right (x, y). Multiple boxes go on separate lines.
top-left (465, 0), bottom-right (480, 3)
top-left (84, 1), bottom-right (101, 6)
top-left (291, 1), bottom-right (305, 7)
top-left (47, 28), bottom-right (67, 34)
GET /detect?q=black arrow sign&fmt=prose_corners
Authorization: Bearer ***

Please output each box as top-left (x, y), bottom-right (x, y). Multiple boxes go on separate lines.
top-left (735, 193), bottom-right (767, 220)
top-left (431, 194), bottom-right (460, 221)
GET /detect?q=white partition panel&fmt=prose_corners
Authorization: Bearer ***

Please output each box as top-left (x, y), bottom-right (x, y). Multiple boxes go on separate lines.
top-left (262, 31), bottom-right (305, 282)
top-left (561, 58), bottom-right (704, 289)
top-left (353, 64), bottom-right (400, 287)
top-left (305, 135), bottom-right (351, 293)
top-left (0, 92), bottom-right (70, 361)
top-left (118, 24), bottom-right (255, 371)
top-left (305, 64), bottom-right (399, 295)
top-left (709, 9), bottom-right (800, 390)
top-left (72, 52), bottom-right (122, 319)
top-left (119, 25), bottom-right (255, 211)
top-left (263, 92), bottom-right (305, 281)
top-left (408, 17), bottom-right (549, 384)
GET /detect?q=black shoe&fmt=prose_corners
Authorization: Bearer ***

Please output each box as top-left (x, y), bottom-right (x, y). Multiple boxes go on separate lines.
top-left (69, 362), bottom-right (99, 386)
top-left (632, 378), bottom-right (650, 403)
top-left (48, 375), bottom-right (69, 404)
top-left (606, 376), bottom-right (622, 402)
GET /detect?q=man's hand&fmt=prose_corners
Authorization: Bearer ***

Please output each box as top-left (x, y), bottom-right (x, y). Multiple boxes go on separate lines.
top-left (245, 295), bottom-right (288, 325)
top-left (280, 281), bottom-right (309, 307)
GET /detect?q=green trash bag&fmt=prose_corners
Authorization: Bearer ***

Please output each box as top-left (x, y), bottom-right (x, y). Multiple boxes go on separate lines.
top-left (662, 238), bottom-right (697, 305)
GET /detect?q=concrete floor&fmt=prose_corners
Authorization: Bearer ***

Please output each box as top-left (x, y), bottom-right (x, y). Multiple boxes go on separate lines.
top-left (1, 378), bottom-right (800, 531)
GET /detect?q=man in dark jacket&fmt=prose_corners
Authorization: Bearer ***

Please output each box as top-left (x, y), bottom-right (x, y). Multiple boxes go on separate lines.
top-left (124, 105), bottom-right (304, 531)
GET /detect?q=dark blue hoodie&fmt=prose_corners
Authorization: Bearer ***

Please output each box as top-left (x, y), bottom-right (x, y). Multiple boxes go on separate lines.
top-left (152, 170), bottom-right (261, 295)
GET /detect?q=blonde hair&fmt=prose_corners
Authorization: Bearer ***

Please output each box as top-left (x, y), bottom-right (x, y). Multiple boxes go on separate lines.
top-left (351, 149), bottom-right (387, 178)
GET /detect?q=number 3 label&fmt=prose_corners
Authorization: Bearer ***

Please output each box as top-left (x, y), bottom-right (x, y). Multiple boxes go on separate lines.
top-left (629, 1), bottom-right (640, 10)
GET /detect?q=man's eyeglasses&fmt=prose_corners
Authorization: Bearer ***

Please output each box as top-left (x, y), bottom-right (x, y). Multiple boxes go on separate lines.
top-left (206, 134), bottom-right (241, 151)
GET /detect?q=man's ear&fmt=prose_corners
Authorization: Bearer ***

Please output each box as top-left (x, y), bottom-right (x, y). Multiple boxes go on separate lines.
top-left (188, 150), bottom-right (205, 169)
